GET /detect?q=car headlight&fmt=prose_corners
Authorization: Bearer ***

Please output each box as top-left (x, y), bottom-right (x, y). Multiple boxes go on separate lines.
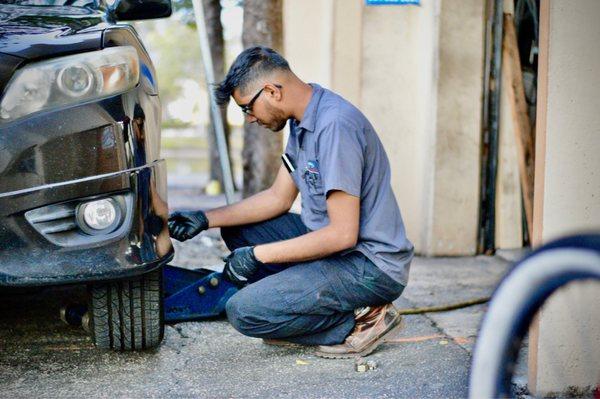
top-left (0, 46), bottom-right (139, 123)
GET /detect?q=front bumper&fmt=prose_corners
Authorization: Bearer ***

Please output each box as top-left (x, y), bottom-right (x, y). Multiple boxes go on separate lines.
top-left (0, 160), bottom-right (173, 287)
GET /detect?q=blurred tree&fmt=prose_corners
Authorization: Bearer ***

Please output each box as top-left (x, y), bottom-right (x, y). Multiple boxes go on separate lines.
top-left (241, 0), bottom-right (283, 197)
top-left (145, 22), bottom-right (202, 118)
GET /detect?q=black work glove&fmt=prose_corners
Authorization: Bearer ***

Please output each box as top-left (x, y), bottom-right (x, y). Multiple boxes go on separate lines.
top-left (168, 210), bottom-right (209, 242)
top-left (222, 246), bottom-right (264, 287)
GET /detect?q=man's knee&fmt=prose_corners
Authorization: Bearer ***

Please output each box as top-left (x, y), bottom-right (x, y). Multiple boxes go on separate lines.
top-left (225, 292), bottom-right (244, 331)
top-left (225, 289), bottom-right (263, 336)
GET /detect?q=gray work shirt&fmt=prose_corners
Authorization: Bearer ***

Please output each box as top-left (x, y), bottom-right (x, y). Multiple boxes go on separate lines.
top-left (285, 84), bottom-right (414, 286)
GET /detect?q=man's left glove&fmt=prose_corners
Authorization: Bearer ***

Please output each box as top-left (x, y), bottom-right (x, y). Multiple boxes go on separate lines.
top-left (223, 246), bottom-right (264, 287)
top-left (168, 210), bottom-right (209, 242)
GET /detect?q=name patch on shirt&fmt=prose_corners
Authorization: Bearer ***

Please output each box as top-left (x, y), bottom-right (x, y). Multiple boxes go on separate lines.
top-left (303, 160), bottom-right (321, 190)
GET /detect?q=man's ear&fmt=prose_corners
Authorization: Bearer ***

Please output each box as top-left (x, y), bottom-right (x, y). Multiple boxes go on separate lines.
top-left (264, 83), bottom-right (283, 101)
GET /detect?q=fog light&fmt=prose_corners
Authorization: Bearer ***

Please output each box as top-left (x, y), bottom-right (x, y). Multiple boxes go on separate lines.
top-left (77, 198), bottom-right (121, 234)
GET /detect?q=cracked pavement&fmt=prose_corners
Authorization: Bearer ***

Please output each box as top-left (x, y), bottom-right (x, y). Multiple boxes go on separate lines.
top-left (0, 194), bottom-right (526, 398)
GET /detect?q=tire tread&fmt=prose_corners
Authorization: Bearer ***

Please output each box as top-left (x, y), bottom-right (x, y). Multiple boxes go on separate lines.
top-left (89, 269), bottom-right (164, 351)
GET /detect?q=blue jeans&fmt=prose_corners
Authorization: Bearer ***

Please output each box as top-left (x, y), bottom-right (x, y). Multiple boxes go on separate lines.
top-left (222, 213), bottom-right (405, 345)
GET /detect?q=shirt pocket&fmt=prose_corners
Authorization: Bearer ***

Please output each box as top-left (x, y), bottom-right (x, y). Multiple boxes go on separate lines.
top-left (302, 159), bottom-right (325, 196)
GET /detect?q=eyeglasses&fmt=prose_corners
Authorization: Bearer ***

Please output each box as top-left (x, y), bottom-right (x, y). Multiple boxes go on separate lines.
top-left (239, 84), bottom-right (282, 115)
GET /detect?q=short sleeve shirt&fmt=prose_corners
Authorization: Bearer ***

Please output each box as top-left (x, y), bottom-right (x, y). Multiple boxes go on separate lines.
top-left (284, 84), bottom-right (414, 286)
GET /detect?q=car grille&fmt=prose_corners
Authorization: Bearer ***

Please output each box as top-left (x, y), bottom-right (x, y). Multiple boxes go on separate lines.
top-left (25, 204), bottom-right (78, 234)
top-left (24, 192), bottom-right (132, 247)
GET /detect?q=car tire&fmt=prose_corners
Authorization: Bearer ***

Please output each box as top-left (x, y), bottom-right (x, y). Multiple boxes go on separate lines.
top-left (88, 268), bottom-right (164, 351)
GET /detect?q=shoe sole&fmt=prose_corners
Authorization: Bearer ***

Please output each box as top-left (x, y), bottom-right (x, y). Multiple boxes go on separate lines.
top-left (262, 339), bottom-right (305, 348)
top-left (314, 316), bottom-right (404, 359)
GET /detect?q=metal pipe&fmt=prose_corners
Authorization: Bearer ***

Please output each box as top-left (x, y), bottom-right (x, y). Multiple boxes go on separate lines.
top-left (190, 0), bottom-right (235, 205)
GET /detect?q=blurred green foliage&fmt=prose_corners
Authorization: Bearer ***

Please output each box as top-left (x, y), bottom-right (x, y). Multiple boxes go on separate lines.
top-left (161, 119), bottom-right (194, 129)
top-left (145, 22), bottom-right (203, 106)
top-left (171, 0), bottom-right (242, 28)
top-left (162, 136), bottom-right (208, 150)
top-left (143, 0), bottom-right (242, 127)
top-left (171, 0), bottom-right (196, 28)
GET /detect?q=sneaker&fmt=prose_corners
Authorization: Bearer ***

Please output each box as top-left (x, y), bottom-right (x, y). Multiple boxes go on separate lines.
top-left (315, 303), bottom-right (403, 359)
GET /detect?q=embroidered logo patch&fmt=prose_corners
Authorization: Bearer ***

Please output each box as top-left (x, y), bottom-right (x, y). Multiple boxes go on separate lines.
top-left (306, 160), bottom-right (320, 175)
top-left (303, 160), bottom-right (321, 188)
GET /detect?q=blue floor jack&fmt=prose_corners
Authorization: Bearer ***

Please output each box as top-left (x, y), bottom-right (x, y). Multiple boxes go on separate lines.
top-left (163, 265), bottom-right (238, 323)
top-left (60, 265), bottom-right (239, 329)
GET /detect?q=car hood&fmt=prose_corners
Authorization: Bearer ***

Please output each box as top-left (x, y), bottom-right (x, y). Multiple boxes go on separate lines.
top-left (0, 4), bottom-right (109, 61)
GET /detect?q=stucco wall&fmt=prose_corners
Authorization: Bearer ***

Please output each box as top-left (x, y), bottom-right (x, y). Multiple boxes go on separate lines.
top-left (331, 0), bottom-right (362, 107)
top-left (283, 0), bottom-right (333, 88)
top-left (425, 0), bottom-right (485, 255)
top-left (283, 0), bottom-right (485, 255)
top-left (530, 0), bottom-right (600, 394)
top-left (360, 0), bottom-right (485, 255)
top-left (360, 1), bottom-right (439, 253)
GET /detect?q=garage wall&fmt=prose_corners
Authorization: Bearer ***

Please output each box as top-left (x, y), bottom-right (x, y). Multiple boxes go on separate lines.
top-left (529, 0), bottom-right (600, 395)
top-left (360, 1), bottom-right (439, 253)
top-left (283, 0), bottom-right (485, 256)
top-left (283, 0), bottom-right (333, 88)
top-left (425, 0), bottom-right (485, 255)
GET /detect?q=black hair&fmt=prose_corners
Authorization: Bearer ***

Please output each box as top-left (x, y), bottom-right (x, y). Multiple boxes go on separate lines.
top-left (214, 46), bottom-right (290, 106)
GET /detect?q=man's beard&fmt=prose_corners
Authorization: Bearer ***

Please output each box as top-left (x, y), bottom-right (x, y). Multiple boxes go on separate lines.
top-left (264, 104), bottom-right (287, 132)
top-left (268, 118), bottom-right (287, 132)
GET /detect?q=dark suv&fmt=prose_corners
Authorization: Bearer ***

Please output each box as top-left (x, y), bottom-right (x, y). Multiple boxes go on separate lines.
top-left (0, 0), bottom-right (174, 350)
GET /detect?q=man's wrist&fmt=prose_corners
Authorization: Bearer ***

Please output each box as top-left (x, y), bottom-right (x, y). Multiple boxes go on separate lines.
top-left (194, 210), bottom-right (210, 230)
top-left (252, 246), bottom-right (267, 264)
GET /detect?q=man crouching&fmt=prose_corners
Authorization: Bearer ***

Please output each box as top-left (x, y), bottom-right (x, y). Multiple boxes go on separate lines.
top-left (168, 46), bottom-right (414, 358)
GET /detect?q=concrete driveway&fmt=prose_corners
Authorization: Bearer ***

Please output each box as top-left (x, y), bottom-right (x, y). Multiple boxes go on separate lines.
top-left (0, 231), bottom-right (519, 398)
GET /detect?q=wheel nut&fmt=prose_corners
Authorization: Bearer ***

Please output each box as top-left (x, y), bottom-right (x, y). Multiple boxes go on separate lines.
top-left (209, 277), bottom-right (219, 287)
top-left (198, 286), bottom-right (206, 295)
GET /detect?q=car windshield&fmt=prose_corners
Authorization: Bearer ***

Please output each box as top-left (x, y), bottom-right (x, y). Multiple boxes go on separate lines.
top-left (1, 0), bottom-right (98, 7)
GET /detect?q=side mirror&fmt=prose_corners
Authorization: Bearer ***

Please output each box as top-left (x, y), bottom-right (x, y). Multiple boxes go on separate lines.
top-left (110, 0), bottom-right (172, 21)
